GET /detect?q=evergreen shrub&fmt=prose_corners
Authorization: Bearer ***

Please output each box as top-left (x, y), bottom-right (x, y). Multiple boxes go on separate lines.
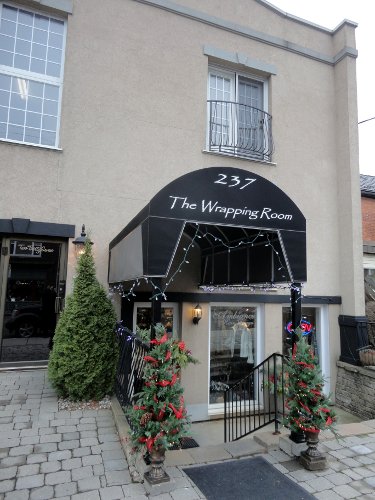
top-left (48, 240), bottom-right (118, 400)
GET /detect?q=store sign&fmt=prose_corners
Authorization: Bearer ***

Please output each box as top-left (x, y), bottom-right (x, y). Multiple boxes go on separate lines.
top-left (150, 167), bottom-right (305, 232)
top-left (11, 240), bottom-right (54, 258)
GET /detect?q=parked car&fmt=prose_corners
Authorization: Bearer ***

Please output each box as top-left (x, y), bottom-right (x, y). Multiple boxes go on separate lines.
top-left (5, 303), bottom-right (44, 338)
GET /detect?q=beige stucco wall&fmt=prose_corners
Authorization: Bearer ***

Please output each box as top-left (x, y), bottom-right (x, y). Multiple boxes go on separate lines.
top-left (0, 0), bottom-right (364, 411)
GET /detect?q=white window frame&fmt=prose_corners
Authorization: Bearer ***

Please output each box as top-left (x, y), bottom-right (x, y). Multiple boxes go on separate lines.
top-left (208, 302), bottom-right (262, 415)
top-left (206, 65), bottom-right (269, 160)
top-left (0, 2), bottom-right (67, 149)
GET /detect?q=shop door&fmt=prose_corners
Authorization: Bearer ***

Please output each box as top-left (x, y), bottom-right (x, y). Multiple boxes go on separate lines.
top-left (0, 238), bottom-right (67, 363)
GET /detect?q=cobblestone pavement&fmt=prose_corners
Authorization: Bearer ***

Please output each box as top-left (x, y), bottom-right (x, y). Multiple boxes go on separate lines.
top-left (1, 369), bottom-right (375, 499)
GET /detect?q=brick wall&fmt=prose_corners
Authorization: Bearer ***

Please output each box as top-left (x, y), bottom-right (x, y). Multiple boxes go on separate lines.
top-left (362, 197), bottom-right (375, 241)
top-left (336, 361), bottom-right (375, 419)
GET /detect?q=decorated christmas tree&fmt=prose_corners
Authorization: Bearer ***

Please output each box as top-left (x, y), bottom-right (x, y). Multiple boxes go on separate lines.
top-left (127, 328), bottom-right (197, 453)
top-left (284, 329), bottom-right (336, 434)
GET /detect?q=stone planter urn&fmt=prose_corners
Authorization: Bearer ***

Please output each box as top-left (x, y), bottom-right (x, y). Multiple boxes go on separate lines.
top-left (299, 430), bottom-right (327, 470)
top-left (144, 447), bottom-right (170, 485)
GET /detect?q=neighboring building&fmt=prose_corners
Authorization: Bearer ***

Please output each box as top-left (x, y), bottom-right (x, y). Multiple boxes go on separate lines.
top-left (360, 174), bottom-right (375, 323)
top-left (0, 0), bottom-right (364, 421)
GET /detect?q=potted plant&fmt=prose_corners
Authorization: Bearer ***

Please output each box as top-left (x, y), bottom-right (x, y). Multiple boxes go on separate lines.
top-left (284, 328), bottom-right (336, 469)
top-left (127, 327), bottom-right (197, 484)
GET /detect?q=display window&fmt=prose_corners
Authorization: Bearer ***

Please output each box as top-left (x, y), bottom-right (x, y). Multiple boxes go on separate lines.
top-left (209, 304), bottom-right (258, 406)
top-left (133, 302), bottom-right (179, 339)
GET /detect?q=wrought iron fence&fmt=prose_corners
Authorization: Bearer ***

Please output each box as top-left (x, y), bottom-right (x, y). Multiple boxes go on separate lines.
top-left (208, 100), bottom-right (273, 161)
top-left (114, 325), bottom-right (149, 409)
top-left (224, 353), bottom-right (286, 442)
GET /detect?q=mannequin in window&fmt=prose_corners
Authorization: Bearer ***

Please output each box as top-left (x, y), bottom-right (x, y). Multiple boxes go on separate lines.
top-left (232, 321), bottom-right (254, 364)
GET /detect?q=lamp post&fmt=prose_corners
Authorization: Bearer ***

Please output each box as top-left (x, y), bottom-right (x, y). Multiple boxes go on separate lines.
top-left (72, 224), bottom-right (93, 258)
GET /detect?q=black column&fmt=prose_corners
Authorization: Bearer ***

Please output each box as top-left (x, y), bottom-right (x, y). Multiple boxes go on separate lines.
top-left (291, 282), bottom-right (302, 345)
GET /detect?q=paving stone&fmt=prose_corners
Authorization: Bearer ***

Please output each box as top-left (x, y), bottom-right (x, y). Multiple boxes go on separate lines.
top-left (62, 458), bottom-right (82, 470)
top-left (20, 436), bottom-right (40, 446)
top-left (34, 443), bottom-right (57, 454)
top-left (29, 485), bottom-right (55, 500)
top-left (98, 435), bottom-right (119, 444)
top-left (48, 450), bottom-right (71, 461)
top-left (314, 491), bottom-right (346, 500)
top-left (306, 477), bottom-right (335, 492)
top-left (16, 474), bottom-right (44, 490)
top-left (57, 426), bottom-right (77, 434)
top-left (39, 434), bottom-right (61, 444)
top-left (99, 485), bottom-right (125, 500)
top-left (122, 483), bottom-right (147, 497)
top-left (14, 423), bottom-right (31, 431)
top-left (54, 481), bottom-right (78, 497)
top-left (79, 418), bottom-right (95, 424)
top-left (45, 470), bottom-right (71, 485)
top-left (9, 446), bottom-right (33, 457)
top-left (62, 432), bottom-right (80, 440)
top-left (105, 470), bottom-right (131, 486)
top-left (38, 428), bottom-right (55, 436)
top-left (13, 416), bottom-right (30, 424)
top-left (40, 461), bottom-right (61, 473)
top-left (4, 489), bottom-right (30, 499)
top-left (58, 440), bottom-right (80, 451)
top-left (333, 484), bottom-right (363, 498)
top-left (80, 438), bottom-right (99, 447)
top-left (325, 472), bottom-right (352, 486)
top-left (72, 448), bottom-right (90, 458)
top-left (71, 491), bottom-right (100, 500)
top-left (0, 466), bottom-right (17, 480)
top-left (17, 464), bottom-right (40, 477)
top-left (1, 456), bottom-right (27, 467)
top-left (103, 459), bottom-right (127, 471)
top-left (99, 442), bottom-right (122, 452)
top-left (102, 450), bottom-right (124, 461)
top-left (93, 464), bottom-right (104, 476)
top-left (77, 424), bottom-right (96, 432)
top-left (72, 466), bottom-right (93, 481)
top-left (0, 440), bottom-right (20, 449)
top-left (82, 455), bottom-right (102, 467)
top-left (26, 454), bottom-right (47, 464)
top-left (79, 431), bottom-right (97, 439)
top-left (77, 476), bottom-right (101, 492)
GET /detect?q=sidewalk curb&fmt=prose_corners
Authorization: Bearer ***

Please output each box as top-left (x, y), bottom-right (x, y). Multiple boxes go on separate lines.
top-left (111, 396), bottom-right (143, 483)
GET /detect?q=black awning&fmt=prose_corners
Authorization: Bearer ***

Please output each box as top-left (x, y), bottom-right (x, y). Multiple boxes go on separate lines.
top-left (108, 167), bottom-right (307, 284)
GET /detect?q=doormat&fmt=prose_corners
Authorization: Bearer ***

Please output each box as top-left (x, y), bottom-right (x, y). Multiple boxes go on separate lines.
top-left (169, 437), bottom-right (199, 450)
top-left (183, 456), bottom-right (314, 500)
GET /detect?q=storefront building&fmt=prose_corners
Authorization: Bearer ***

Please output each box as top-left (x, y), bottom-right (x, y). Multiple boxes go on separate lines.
top-left (0, 0), bottom-right (364, 420)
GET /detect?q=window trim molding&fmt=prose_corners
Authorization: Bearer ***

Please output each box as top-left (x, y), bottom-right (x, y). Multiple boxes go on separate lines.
top-left (204, 45), bottom-right (277, 76)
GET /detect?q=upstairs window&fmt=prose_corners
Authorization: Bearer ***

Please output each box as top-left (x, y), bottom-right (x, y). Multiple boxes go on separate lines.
top-left (207, 67), bottom-right (273, 161)
top-left (0, 3), bottom-right (66, 148)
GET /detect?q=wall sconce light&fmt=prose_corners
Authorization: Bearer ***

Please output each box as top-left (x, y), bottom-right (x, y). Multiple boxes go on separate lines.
top-left (72, 224), bottom-right (93, 258)
top-left (192, 304), bottom-right (202, 325)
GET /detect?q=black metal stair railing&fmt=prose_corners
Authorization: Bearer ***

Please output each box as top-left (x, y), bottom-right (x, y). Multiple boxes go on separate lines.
top-left (114, 326), bottom-right (149, 409)
top-left (224, 353), bottom-right (286, 442)
top-left (208, 100), bottom-right (273, 161)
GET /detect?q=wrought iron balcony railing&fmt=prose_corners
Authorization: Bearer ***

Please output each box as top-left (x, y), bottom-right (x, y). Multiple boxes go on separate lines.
top-left (208, 100), bottom-right (274, 161)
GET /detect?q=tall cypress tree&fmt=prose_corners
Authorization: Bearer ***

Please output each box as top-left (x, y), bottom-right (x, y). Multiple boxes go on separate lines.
top-left (48, 240), bottom-right (118, 400)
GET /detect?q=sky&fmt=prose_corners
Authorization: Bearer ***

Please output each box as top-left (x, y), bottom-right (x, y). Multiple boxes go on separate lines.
top-left (270, 0), bottom-right (375, 176)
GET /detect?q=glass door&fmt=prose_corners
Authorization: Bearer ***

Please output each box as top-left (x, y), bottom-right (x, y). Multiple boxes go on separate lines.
top-left (209, 305), bottom-right (257, 407)
top-left (0, 238), bottom-right (67, 363)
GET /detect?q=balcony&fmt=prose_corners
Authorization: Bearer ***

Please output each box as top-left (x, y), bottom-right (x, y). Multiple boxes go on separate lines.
top-left (207, 100), bottom-right (273, 162)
